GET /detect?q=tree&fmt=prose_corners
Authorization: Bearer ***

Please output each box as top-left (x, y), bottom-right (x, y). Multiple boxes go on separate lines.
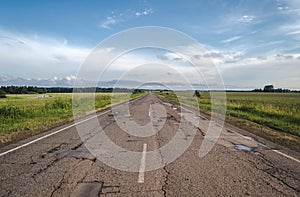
top-left (193, 90), bottom-right (201, 98)
top-left (0, 89), bottom-right (6, 98)
top-left (263, 85), bottom-right (274, 92)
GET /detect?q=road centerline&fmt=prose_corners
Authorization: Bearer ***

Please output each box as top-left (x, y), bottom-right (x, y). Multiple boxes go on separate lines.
top-left (138, 143), bottom-right (147, 183)
top-left (148, 104), bottom-right (152, 117)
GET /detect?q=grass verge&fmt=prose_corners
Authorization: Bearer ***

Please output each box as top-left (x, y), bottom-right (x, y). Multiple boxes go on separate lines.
top-left (0, 92), bottom-right (145, 145)
top-left (156, 91), bottom-right (300, 152)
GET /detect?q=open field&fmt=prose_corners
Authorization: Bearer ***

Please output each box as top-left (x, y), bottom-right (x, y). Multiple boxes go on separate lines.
top-left (156, 91), bottom-right (300, 149)
top-left (0, 92), bottom-right (144, 144)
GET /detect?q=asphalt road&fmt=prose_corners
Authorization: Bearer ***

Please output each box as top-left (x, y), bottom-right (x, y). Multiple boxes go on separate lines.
top-left (0, 93), bottom-right (299, 196)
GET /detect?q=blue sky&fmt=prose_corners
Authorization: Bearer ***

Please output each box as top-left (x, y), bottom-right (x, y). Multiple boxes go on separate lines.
top-left (0, 0), bottom-right (300, 89)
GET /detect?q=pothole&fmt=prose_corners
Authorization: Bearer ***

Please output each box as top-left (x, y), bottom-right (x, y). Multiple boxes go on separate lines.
top-left (56, 150), bottom-right (96, 161)
top-left (234, 144), bottom-right (254, 153)
top-left (71, 182), bottom-right (103, 197)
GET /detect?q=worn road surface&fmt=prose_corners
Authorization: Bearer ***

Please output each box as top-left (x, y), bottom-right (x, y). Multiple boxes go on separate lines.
top-left (0, 93), bottom-right (299, 196)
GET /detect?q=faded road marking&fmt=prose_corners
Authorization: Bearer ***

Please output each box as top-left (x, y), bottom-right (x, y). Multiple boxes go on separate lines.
top-left (138, 143), bottom-right (147, 183)
top-left (0, 110), bottom-right (110, 157)
top-left (272, 150), bottom-right (300, 163)
top-left (0, 97), bottom-right (145, 157)
top-left (178, 105), bottom-right (300, 164)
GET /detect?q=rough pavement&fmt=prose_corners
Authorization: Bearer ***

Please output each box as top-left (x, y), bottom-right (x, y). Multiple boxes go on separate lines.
top-left (0, 93), bottom-right (299, 196)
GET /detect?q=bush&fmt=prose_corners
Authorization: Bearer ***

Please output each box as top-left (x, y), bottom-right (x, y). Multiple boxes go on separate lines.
top-left (0, 90), bottom-right (6, 98)
top-left (194, 90), bottom-right (201, 98)
top-left (0, 106), bottom-right (24, 118)
top-left (46, 99), bottom-right (71, 109)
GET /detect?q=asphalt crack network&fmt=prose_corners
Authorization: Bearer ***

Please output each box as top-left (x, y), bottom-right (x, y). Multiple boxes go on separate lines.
top-left (31, 142), bottom-right (77, 176)
top-left (153, 101), bottom-right (182, 196)
top-left (30, 139), bottom-right (92, 183)
top-left (47, 143), bottom-right (67, 153)
top-left (2, 94), bottom-right (298, 196)
top-left (161, 165), bottom-right (170, 197)
top-left (155, 125), bottom-right (171, 197)
top-left (100, 185), bottom-right (121, 194)
top-left (49, 167), bottom-right (72, 197)
top-left (233, 150), bottom-right (299, 193)
top-left (33, 157), bottom-right (60, 178)
top-left (49, 157), bottom-right (98, 196)
top-left (70, 142), bottom-right (84, 150)
top-left (70, 119), bottom-right (115, 151)
top-left (259, 154), bottom-right (300, 192)
top-left (197, 127), bottom-right (205, 137)
top-left (48, 119), bottom-right (117, 196)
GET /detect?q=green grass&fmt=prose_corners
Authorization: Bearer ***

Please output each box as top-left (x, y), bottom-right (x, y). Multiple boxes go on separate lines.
top-left (0, 92), bottom-right (144, 144)
top-left (156, 91), bottom-right (300, 138)
top-left (225, 93), bottom-right (300, 137)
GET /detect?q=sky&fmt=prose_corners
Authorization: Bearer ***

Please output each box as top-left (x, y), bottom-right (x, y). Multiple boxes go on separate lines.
top-left (0, 0), bottom-right (300, 89)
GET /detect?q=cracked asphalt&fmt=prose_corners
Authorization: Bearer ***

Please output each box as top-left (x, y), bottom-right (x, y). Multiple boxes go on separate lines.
top-left (0, 93), bottom-right (299, 196)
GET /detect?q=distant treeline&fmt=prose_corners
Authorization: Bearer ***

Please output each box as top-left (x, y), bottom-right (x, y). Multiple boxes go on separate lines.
top-left (251, 88), bottom-right (294, 93)
top-left (252, 85), bottom-right (300, 93)
top-left (0, 86), bottom-right (145, 94)
top-left (0, 85), bottom-right (299, 95)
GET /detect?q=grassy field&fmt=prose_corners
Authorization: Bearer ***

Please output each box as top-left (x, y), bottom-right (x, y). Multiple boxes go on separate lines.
top-left (156, 91), bottom-right (300, 147)
top-left (0, 92), bottom-right (144, 144)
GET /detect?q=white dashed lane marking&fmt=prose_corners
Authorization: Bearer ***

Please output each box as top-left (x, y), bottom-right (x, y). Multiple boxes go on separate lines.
top-left (138, 143), bottom-right (147, 183)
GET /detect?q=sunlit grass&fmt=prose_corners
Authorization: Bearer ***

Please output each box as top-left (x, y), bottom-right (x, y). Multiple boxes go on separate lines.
top-left (0, 92), bottom-right (145, 143)
top-left (156, 91), bottom-right (300, 137)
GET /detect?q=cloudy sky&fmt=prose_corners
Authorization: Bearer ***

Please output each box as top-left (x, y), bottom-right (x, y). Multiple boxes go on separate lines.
top-left (0, 0), bottom-right (300, 89)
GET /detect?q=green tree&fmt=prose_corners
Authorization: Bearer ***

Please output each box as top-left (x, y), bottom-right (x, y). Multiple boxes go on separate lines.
top-left (263, 85), bottom-right (274, 92)
top-left (194, 90), bottom-right (201, 98)
top-left (0, 89), bottom-right (6, 98)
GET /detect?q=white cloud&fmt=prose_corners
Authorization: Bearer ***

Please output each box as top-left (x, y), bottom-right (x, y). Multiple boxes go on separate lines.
top-left (277, 0), bottom-right (300, 40)
top-left (0, 75), bottom-right (78, 86)
top-left (207, 50), bottom-right (300, 68)
top-left (193, 49), bottom-right (246, 65)
top-left (178, 45), bottom-right (300, 89)
top-left (286, 30), bottom-right (300, 35)
top-left (135, 8), bottom-right (153, 17)
top-left (279, 21), bottom-right (300, 40)
top-left (0, 28), bottom-right (90, 79)
top-left (237, 15), bottom-right (255, 23)
top-left (100, 16), bottom-right (117, 29)
top-left (64, 75), bottom-right (76, 81)
top-left (277, 0), bottom-right (300, 15)
top-left (277, 6), bottom-right (289, 11)
top-left (280, 21), bottom-right (300, 32)
top-left (1, 28), bottom-right (299, 90)
top-left (220, 55), bottom-right (300, 89)
top-left (106, 44), bottom-right (300, 89)
top-left (100, 8), bottom-right (154, 29)
top-left (220, 36), bottom-right (242, 43)
top-left (156, 52), bottom-right (183, 61)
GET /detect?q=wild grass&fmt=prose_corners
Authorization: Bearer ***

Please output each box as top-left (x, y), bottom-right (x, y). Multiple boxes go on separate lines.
top-left (0, 92), bottom-right (144, 144)
top-left (157, 91), bottom-right (300, 138)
